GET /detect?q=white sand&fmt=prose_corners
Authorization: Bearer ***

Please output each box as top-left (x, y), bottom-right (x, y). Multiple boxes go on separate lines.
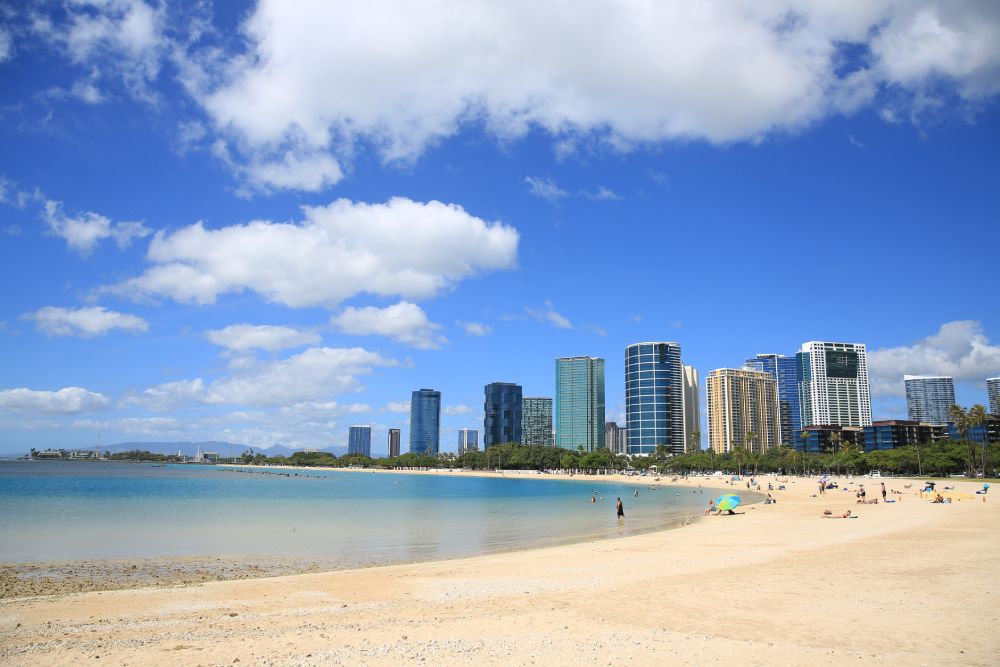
top-left (1, 473), bottom-right (997, 665)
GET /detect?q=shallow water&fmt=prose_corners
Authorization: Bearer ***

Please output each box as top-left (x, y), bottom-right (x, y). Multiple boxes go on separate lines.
top-left (0, 461), bottom-right (736, 568)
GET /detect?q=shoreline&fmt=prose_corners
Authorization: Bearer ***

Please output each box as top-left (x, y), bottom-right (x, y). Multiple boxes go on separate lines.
top-left (1, 467), bottom-right (739, 599)
top-left (2, 475), bottom-right (997, 665)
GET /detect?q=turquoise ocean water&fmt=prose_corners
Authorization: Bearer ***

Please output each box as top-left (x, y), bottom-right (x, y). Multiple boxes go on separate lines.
top-left (0, 461), bottom-right (722, 567)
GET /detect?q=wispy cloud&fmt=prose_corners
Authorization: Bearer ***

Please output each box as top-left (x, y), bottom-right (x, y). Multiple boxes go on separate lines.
top-left (458, 321), bottom-right (493, 336)
top-left (525, 301), bottom-right (573, 329)
top-left (524, 176), bottom-right (568, 202)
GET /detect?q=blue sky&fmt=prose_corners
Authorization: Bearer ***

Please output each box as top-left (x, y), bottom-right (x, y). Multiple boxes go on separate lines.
top-left (1, 1), bottom-right (999, 455)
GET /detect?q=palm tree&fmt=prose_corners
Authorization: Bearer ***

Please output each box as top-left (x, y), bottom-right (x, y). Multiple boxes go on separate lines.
top-left (950, 404), bottom-right (976, 476)
top-left (829, 432), bottom-right (842, 454)
top-left (731, 442), bottom-right (746, 477)
top-left (968, 404), bottom-right (989, 477)
top-left (744, 431), bottom-right (759, 475)
top-left (800, 430), bottom-right (811, 476)
top-left (686, 430), bottom-right (701, 455)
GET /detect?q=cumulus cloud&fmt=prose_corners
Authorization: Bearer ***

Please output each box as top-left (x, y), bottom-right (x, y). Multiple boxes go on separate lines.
top-left (206, 324), bottom-right (320, 353)
top-left (177, 0), bottom-right (1000, 188)
top-left (459, 321), bottom-right (492, 336)
top-left (25, 306), bottom-right (149, 337)
top-left (443, 404), bottom-right (474, 415)
top-left (384, 401), bottom-right (411, 413)
top-left (127, 347), bottom-right (398, 410)
top-left (42, 200), bottom-right (150, 255)
top-left (868, 321), bottom-right (1000, 396)
top-left (0, 387), bottom-right (113, 414)
top-left (113, 197), bottom-right (518, 307)
top-left (331, 301), bottom-right (446, 350)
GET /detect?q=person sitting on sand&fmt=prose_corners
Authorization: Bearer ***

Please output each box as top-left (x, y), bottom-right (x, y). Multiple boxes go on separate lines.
top-left (705, 499), bottom-right (716, 515)
top-left (822, 509), bottom-right (853, 518)
top-left (932, 494), bottom-right (945, 504)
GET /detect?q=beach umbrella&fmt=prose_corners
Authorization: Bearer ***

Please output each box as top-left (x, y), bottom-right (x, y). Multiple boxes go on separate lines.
top-left (714, 494), bottom-right (741, 512)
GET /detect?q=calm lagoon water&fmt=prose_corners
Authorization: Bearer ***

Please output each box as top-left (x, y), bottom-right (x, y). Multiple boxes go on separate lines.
top-left (0, 461), bottom-right (723, 567)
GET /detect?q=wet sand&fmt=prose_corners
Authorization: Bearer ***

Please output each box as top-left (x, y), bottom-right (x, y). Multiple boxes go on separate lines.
top-left (1, 474), bottom-right (997, 665)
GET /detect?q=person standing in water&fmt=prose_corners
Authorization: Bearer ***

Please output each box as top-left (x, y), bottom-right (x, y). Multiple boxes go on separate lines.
top-left (616, 497), bottom-right (625, 518)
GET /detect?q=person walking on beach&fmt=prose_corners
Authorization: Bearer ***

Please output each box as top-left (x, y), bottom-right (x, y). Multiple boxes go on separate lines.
top-left (819, 481), bottom-right (825, 495)
top-left (616, 497), bottom-right (625, 519)
top-left (881, 482), bottom-right (887, 502)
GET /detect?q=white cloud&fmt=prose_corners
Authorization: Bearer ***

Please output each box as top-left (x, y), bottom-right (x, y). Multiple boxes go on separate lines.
top-left (526, 301), bottom-right (573, 329)
top-left (524, 176), bottom-right (568, 201)
top-left (332, 301), bottom-right (446, 350)
top-left (459, 321), bottom-right (492, 336)
top-left (0, 28), bottom-right (13, 63)
top-left (128, 347), bottom-right (398, 410)
top-left (42, 199), bottom-right (150, 255)
top-left (585, 186), bottom-right (621, 201)
top-left (443, 404), bottom-right (474, 415)
top-left (868, 321), bottom-right (1000, 397)
top-left (384, 401), bottom-right (411, 414)
top-left (179, 0), bottom-right (1000, 189)
top-left (33, 0), bottom-right (166, 101)
top-left (0, 387), bottom-right (113, 414)
top-left (25, 306), bottom-right (149, 337)
top-left (206, 324), bottom-right (320, 353)
top-left (113, 197), bottom-right (518, 307)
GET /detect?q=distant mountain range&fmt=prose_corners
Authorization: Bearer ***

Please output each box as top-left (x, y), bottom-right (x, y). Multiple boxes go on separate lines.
top-left (5, 441), bottom-right (350, 458)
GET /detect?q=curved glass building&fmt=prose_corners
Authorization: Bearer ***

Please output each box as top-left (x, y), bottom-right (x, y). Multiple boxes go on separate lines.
top-left (625, 342), bottom-right (684, 455)
top-left (409, 388), bottom-right (441, 455)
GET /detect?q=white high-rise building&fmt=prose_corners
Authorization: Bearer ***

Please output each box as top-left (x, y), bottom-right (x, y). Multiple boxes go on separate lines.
top-left (683, 365), bottom-right (700, 450)
top-left (797, 341), bottom-right (872, 428)
top-left (988, 378), bottom-right (1000, 416)
top-left (904, 375), bottom-right (955, 424)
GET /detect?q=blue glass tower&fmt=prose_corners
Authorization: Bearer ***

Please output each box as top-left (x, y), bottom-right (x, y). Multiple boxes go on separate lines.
top-left (625, 342), bottom-right (683, 455)
top-left (745, 354), bottom-right (801, 449)
top-left (484, 382), bottom-right (522, 448)
top-left (409, 389), bottom-right (441, 455)
top-left (347, 425), bottom-right (372, 456)
top-left (555, 357), bottom-right (605, 452)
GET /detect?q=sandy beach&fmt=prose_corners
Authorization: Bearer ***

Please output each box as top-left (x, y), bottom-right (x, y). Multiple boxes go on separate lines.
top-left (1, 472), bottom-right (997, 665)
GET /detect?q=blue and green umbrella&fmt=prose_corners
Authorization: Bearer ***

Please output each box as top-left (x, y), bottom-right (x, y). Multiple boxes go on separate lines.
top-left (714, 494), bottom-right (741, 512)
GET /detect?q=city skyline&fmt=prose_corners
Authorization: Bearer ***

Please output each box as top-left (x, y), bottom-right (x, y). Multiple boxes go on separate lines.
top-left (1, 3), bottom-right (999, 455)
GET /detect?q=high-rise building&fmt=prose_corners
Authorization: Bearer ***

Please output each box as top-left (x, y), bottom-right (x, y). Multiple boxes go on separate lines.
top-left (348, 425), bottom-right (372, 457)
top-left (409, 388), bottom-right (441, 455)
top-left (522, 397), bottom-right (554, 447)
top-left (904, 375), bottom-right (956, 424)
top-left (625, 342), bottom-right (684, 455)
top-left (457, 428), bottom-right (479, 454)
top-left (797, 341), bottom-right (872, 430)
top-left (683, 365), bottom-right (700, 450)
top-left (387, 428), bottom-right (401, 458)
top-left (988, 378), bottom-right (1000, 416)
top-left (555, 356), bottom-right (605, 452)
top-left (705, 368), bottom-right (779, 454)
top-left (605, 422), bottom-right (627, 454)
top-left (484, 382), bottom-right (522, 448)
top-left (745, 353), bottom-right (801, 448)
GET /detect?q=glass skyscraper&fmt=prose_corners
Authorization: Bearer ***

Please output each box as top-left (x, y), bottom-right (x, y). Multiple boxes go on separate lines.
top-left (625, 342), bottom-right (684, 455)
top-left (555, 357), bottom-right (605, 452)
top-left (521, 397), bottom-right (554, 447)
top-left (409, 388), bottom-right (441, 455)
top-left (745, 353), bottom-right (801, 448)
top-left (484, 382), bottom-right (522, 448)
top-left (904, 375), bottom-right (955, 424)
top-left (988, 378), bottom-right (1000, 416)
top-left (457, 428), bottom-right (479, 453)
top-left (347, 425), bottom-right (372, 456)
top-left (387, 428), bottom-right (400, 458)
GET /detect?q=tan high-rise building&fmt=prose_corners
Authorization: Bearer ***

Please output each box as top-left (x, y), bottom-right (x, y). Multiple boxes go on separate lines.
top-left (683, 365), bottom-right (700, 451)
top-left (705, 368), bottom-right (779, 454)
